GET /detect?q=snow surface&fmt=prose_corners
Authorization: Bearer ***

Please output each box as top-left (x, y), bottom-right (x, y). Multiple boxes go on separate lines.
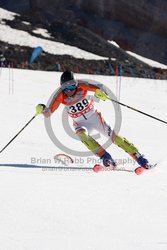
top-left (0, 7), bottom-right (19, 21)
top-left (22, 21), bottom-right (30, 26)
top-left (32, 28), bottom-right (52, 38)
top-left (126, 51), bottom-right (167, 69)
top-left (108, 40), bottom-right (120, 48)
top-left (0, 68), bottom-right (167, 250)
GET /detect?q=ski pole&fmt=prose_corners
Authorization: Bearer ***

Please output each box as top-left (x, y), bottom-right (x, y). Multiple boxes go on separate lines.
top-left (108, 97), bottom-right (167, 124)
top-left (0, 114), bottom-right (37, 154)
top-left (95, 89), bottom-right (167, 124)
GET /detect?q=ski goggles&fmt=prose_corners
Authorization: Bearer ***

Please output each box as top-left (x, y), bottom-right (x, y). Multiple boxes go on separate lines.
top-left (61, 80), bottom-right (78, 91)
top-left (63, 84), bottom-right (77, 92)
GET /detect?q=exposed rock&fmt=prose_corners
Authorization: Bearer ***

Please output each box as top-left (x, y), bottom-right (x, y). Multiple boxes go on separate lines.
top-left (1, 0), bottom-right (167, 68)
top-left (0, 0), bottom-right (167, 64)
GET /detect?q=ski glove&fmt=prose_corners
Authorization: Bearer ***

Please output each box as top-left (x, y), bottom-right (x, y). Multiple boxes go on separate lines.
top-left (95, 89), bottom-right (110, 101)
top-left (36, 104), bottom-right (46, 115)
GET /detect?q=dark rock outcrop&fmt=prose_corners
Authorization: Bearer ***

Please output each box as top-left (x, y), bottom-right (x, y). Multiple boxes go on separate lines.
top-left (1, 0), bottom-right (167, 71)
top-left (1, 0), bottom-right (167, 64)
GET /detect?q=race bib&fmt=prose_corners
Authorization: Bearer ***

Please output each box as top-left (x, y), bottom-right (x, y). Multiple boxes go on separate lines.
top-left (67, 98), bottom-right (94, 118)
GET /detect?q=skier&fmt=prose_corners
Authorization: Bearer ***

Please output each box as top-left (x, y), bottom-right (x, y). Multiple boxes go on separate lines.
top-left (36, 70), bottom-right (150, 169)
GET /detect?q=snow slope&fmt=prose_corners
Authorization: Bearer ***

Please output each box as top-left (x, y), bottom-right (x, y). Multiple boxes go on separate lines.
top-left (0, 68), bottom-right (167, 250)
top-left (126, 51), bottom-right (167, 69)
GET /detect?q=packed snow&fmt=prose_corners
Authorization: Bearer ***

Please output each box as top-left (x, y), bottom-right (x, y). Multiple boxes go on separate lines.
top-left (32, 28), bottom-right (53, 38)
top-left (126, 51), bottom-right (167, 69)
top-left (22, 21), bottom-right (31, 26)
top-left (0, 68), bottom-right (167, 250)
top-left (0, 7), bottom-right (19, 21)
top-left (108, 40), bottom-right (120, 48)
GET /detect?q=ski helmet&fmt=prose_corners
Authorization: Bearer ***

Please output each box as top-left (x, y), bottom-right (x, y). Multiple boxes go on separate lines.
top-left (60, 70), bottom-right (78, 91)
top-left (60, 70), bottom-right (74, 85)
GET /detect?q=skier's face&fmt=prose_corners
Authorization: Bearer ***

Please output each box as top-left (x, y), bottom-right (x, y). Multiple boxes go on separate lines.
top-left (64, 89), bottom-right (77, 97)
top-left (63, 84), bottom-right (77, 96)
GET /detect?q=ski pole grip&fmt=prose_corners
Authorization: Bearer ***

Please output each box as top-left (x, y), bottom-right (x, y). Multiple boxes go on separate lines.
top-left (95, 89), bottom-right (110, 101)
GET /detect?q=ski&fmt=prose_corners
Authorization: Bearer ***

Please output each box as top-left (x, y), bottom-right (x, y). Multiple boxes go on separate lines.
top-left (93, 164), bottom-right (134, 173)
top-left (0, 161), bottom-right (158, 175)
top-left (134, 163), bottom-right (158, 175)
top-left (94, 163), bottom-right (158, 175)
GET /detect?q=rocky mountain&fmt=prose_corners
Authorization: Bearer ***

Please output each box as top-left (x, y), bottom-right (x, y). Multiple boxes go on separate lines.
top-left (1, 0), bottom-right (167, 65)
top-left (0, 1), bottom-right (167, 78)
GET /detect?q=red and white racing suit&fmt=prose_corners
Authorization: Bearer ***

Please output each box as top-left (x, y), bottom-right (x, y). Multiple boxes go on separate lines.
top-left (48, 81), bottom-right (113, 138)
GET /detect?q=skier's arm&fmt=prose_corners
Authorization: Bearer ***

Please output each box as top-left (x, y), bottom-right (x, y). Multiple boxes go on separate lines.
top-left (36, 104), bottom-right (51, 117)
top-left (78, 82), bottom-right (99, 92)
top-left (79, 82), bottom-right (109, 101)
top-left (48, 91), bottom-right (63, 113)
top-left (43, 107), bottom-right (52, 117)
top-left (36, 90), bottom-right (63, 117)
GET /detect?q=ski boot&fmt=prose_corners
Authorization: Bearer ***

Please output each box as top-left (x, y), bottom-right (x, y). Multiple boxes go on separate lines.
top-left (132, 152), bottom-right (151, 168)
top-left (131, 152), bottom-right (152, 175)
top-left (100, 152), bottom-right (117, 168)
